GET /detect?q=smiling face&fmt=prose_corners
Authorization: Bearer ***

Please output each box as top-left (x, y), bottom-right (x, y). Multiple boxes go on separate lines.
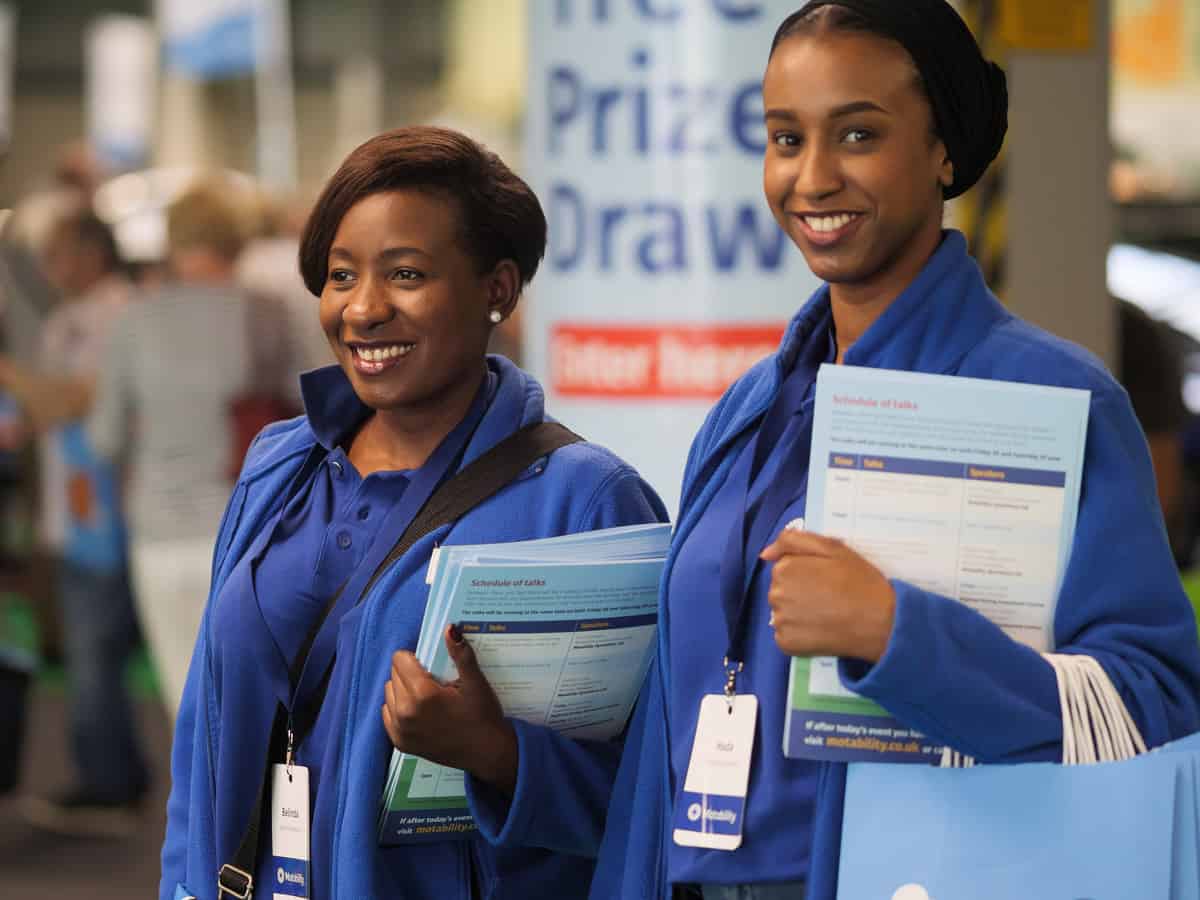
top-left (319, 189), bottom-right (514, 418)
top-left (763, 30), bottom-right (954, 305)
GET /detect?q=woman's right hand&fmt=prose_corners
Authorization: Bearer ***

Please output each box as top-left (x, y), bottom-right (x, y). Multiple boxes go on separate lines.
top-left (761, 527), bottom-right (896, 663)
top-left (382, 626), bottom-right (519, 795)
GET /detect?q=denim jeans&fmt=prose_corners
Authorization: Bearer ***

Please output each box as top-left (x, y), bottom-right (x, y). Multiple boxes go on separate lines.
top-left (699, 883), bottom-right (806, 900)
top-left (58, 560), bottom-right (149, 802)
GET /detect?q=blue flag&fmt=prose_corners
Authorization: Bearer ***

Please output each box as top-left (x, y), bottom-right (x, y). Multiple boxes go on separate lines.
top-left (158, 0), bottom-right (259, 78)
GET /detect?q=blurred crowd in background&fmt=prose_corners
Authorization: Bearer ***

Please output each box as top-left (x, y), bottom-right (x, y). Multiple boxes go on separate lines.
top-left (0, 148), bottom-right (314, 834)
top-left (0, 0), bottom-right (1198, 896)
top-left (0, 6), bottom-right (526, 877)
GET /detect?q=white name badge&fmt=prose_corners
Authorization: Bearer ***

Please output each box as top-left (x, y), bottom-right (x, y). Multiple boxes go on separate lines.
top-left (672, 693), bottom-right (758, 851)
top-left (271, 764), bottom-right (311, 900)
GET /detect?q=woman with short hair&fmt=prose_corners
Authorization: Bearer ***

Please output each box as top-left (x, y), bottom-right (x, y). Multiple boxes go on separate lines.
top-left (160, 127), bottom-right (667, 900)
top-left (591, 3), bottom-right (1200, 898)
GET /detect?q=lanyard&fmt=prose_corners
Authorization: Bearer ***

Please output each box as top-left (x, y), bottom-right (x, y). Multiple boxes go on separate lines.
top-left (284, 373), bottom-right (494, 754)
top-left (715, 321), bottom-right (831, 694)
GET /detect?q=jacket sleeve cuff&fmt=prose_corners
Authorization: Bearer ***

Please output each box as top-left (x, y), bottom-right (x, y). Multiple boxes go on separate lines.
top-left (464, 717), bottom-right (542, 847)
top-left (838, 579), bottom-right (939, 704)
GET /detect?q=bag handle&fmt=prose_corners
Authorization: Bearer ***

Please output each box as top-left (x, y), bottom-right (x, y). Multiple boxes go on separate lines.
top-left (1043, 652), bottom-right (1147, 765)
top-left (940, 652), bottom-right (1148, 769)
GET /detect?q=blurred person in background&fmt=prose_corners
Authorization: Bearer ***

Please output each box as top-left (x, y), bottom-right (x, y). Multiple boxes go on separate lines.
top-left (87, 179), bottom-right (280, 721)
top-left (0, 178), bottom-right (88, 667)
top-left (235, 191), bottom-right (333, 399)
top-left (0, 140), bottom-right (112, 666)
top-left (1115, 297), bottom-right (1192, 565)
top-left (0, 207), bottom-right (149, 835)
top-left (1, 141), bottom-right (109, 366)
top-left (0, 196), bottom-right (64, 368)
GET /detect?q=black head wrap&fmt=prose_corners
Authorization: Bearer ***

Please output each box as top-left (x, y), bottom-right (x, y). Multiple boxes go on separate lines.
top-left (776, 0), bottom-right (1008, 199)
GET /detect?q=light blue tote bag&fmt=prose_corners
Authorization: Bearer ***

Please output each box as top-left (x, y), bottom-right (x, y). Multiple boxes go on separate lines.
top-left (838, 655), bottom-right (1200, 900)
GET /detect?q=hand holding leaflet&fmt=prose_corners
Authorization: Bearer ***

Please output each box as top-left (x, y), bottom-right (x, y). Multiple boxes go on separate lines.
top-left (761, 522), bottom-right (896, 663)
top-left (383, 624), bottom-right (519, 796)
top-left (782, 365), bottom-right (1090, 763)
top-left (378, 523), bottom-right (671, 844)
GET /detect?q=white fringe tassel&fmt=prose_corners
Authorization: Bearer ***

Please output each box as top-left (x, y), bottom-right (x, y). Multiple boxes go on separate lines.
top-left (939, 653), bottom-right (1146, 769)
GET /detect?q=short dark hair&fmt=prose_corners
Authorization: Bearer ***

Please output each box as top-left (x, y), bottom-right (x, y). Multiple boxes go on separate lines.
top-left (298, 126), bottom-right (547, 298)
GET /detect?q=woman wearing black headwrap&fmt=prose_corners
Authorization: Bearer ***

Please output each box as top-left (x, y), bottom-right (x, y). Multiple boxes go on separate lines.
top-left (591, 2), bottom-right (1200, 899)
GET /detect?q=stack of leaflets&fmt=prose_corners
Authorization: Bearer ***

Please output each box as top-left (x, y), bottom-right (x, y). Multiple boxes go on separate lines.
top-left (378, 522), bottom-right (672, 845)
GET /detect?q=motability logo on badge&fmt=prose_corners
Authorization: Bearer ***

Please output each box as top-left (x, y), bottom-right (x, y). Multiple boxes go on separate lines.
top-left (277, 866), bottom-right (305, 888)
top-left (682, 796), bottom-right (738, 828)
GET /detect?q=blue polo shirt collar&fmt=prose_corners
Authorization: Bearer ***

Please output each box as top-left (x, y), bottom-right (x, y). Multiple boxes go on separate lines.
top-left (299, 365), bottom-right (371, 451)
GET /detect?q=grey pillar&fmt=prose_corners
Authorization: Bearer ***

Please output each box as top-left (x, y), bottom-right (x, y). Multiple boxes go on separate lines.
top-left (1004, 0), bottom-right (1114, 366)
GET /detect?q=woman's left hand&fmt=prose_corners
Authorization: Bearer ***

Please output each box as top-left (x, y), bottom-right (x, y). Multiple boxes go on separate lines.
top-left (382, 626), bottom-right (518, 795)
top-left (760, 527), bottom-right (896, 663)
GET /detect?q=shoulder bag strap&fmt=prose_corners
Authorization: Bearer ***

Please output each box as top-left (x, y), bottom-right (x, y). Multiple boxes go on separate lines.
top-left (218, 421), bottom-right (583, 898)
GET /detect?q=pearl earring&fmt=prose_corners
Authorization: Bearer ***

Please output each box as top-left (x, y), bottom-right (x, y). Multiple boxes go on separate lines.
top-left (489, 310), bottom-right (503, 324)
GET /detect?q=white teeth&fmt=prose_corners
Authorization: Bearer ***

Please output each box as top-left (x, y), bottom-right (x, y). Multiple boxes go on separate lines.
top-left (804, 213), bottom-right (855, 233)
top-left (354, 344), bottom-right (414, 363)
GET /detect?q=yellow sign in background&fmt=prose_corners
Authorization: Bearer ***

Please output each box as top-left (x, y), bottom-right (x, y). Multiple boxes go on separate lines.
top-left (1109, 0), bottom-right (1200, 199)
top-left (1113, 0), bottom-right (1191, 85)
top-left (999, 0), bottom-right (1093, 51)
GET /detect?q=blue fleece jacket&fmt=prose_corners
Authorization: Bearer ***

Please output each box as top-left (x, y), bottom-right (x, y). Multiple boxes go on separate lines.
top-left (590, 231), bottom-right (1200, 900)
top-left (160, 356), bottom-right (667, 900)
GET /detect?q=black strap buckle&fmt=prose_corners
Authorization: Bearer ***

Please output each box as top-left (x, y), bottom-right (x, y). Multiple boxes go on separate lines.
top-left (218, 863), bottom-right (253, 899)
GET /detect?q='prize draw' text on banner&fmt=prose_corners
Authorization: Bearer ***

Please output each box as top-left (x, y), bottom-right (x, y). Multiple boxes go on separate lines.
top-left (526, 1), bottom-right (819, 513)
